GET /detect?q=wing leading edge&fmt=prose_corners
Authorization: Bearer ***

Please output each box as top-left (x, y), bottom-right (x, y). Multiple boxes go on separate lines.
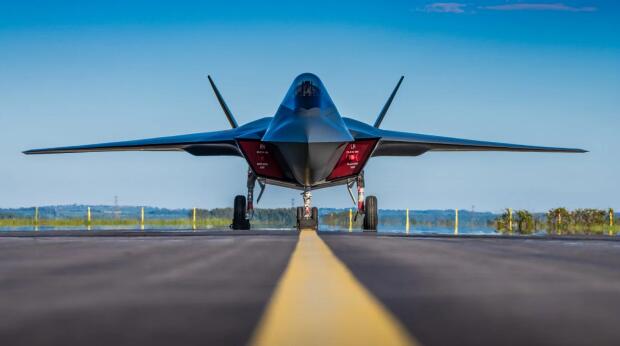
top-left (23, 129), bottom-right (242, 156)
top-left (342, 118), bottom-right (586, 157)
top-left (24, 117), bottom-right (273, 156)
top-left (374, 129), bottom-right (587, 156)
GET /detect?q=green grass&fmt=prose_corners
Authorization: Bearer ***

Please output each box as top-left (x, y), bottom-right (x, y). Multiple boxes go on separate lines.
top-left (496, 223), bottom-right (620, 236)
top-left (0, 217), bottom-right (231, 229)
top-left (1, 217), bottom-right (618, 235)
top-left (546, 224), bottom-right (620, 236)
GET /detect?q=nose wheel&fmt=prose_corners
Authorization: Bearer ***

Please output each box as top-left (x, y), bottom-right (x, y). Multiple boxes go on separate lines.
top-left (297, 206), bottom-right (318, 230)
top-left (296, 188), bottom-right (318, 230)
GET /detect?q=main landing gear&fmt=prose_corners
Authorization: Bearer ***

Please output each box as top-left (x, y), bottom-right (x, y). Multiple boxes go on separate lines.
top-left (363, 195), bottom-right (378, 231)
top-left (231, 195), bottom-right (251, 230)
top-left (231, 168), bottom-right (260, 230)
top-left (353, 171), bottom-right (378, 232)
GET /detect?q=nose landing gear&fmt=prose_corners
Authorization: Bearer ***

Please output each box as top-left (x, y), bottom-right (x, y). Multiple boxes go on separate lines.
top-left (296, 188), bottom-right (318, 230)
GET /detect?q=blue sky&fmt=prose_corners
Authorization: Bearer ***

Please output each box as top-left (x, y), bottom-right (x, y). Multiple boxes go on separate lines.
top-left (1, 1), bottom-right (618, 212)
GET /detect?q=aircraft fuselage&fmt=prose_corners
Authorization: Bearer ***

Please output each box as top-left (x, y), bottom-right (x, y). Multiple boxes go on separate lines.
top-left (238, 73), bottom-right (377, 188)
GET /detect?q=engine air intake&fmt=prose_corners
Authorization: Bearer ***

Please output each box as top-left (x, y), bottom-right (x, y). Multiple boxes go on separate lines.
top-left (327, 139), bottom-right (377, 180)
top-left (237, 140), bottom-right (284, 179)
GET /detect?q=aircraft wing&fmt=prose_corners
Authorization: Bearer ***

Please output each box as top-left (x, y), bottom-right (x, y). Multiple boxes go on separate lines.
top-left (23, 129), bottom-right (242, 156)
top-left (373, 129), bottom-right (587, 156)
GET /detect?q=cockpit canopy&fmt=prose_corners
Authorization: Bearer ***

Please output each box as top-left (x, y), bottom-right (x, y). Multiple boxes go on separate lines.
top-left (295, 80), bottom-right (321, 109)
top-left (264, 73), bottom-right (352, 143)
top-left (280, 73), bottom-right (336, 112)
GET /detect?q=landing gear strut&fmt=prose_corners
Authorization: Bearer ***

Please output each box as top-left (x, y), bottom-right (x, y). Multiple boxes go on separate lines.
top-left (246, 169), bottom-right (256, 219)
top-left (357, 171), bottom-right (378, 232)
top-left (357, 172), bottom-right (365, 213)
top-left (296, 188), bottom-right (318, 230)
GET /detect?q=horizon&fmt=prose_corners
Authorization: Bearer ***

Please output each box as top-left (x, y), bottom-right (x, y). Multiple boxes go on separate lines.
top-left (1, 203), bottom-right (614, 215)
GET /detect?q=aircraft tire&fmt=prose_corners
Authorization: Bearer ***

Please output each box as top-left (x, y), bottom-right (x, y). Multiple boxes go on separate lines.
top-left (363, 195), bottom-right (378, 232)
top-left (297, 207), bottom-right (318, 230)
top-left (231, 195), bottom-right (250, 230)
top-left (296, 207), bottom-right (303, 229)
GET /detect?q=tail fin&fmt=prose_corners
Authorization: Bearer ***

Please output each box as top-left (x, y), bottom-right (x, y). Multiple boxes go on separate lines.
top-left (373, 76), bottom-right (404, 128)
top-left (207, 75), bottom-right (238, 128)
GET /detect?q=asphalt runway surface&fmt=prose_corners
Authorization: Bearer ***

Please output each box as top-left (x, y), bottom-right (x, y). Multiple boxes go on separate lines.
top-left (1, 230), bottom-right (619, 346)
top-left (0, 231), bottom-right (297, 346)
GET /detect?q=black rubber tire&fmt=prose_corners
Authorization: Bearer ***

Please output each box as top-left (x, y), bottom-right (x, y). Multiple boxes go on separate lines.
top-left (231, 195), bottom-right (250, 230)
top-left (234, 195), bottom-right (246, 221)
top-left (296, 207), bottom-right (318, 230)
top-left (363, 195), bottom-right (378, 231)
top-left (296, 207), bottom-right (303, 228)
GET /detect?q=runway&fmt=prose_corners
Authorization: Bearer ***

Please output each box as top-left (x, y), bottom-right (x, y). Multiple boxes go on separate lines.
top-left (0, 230), bottom-right (619, 346)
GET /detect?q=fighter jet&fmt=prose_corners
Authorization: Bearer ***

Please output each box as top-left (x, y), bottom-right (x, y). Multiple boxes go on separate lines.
top-left (24, 73), bottom-right (586, 230)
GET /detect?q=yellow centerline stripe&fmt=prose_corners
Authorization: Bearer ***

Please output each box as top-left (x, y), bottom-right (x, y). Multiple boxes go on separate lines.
top-left (250, 229), bottom-right (419, 346)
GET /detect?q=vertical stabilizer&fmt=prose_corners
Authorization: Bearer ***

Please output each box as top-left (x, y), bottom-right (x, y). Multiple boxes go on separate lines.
top-left (208, 75), bottom-right (238, 128)
top-left (373, 76), bottom-right (404, 128)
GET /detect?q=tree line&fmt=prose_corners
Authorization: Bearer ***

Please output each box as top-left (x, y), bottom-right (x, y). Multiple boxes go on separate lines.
top-left (193, 208), bottom-right (297, 227)
top-left (496, 208), bottom-right (616, 235)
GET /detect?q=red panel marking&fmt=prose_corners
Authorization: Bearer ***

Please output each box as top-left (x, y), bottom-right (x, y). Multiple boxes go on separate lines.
top-left (238, 141), bottom-right (284, 179)
top-left (327, 139), bottom-right (377, 180)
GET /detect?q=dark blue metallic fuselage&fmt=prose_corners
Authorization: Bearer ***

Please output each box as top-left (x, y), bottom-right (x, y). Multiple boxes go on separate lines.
top-left (261, 73), bottom-right (358, 186)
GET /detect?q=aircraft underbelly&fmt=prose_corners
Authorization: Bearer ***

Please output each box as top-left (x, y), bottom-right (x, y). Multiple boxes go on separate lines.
top-left (272, 142), bottom-right (346, 186)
